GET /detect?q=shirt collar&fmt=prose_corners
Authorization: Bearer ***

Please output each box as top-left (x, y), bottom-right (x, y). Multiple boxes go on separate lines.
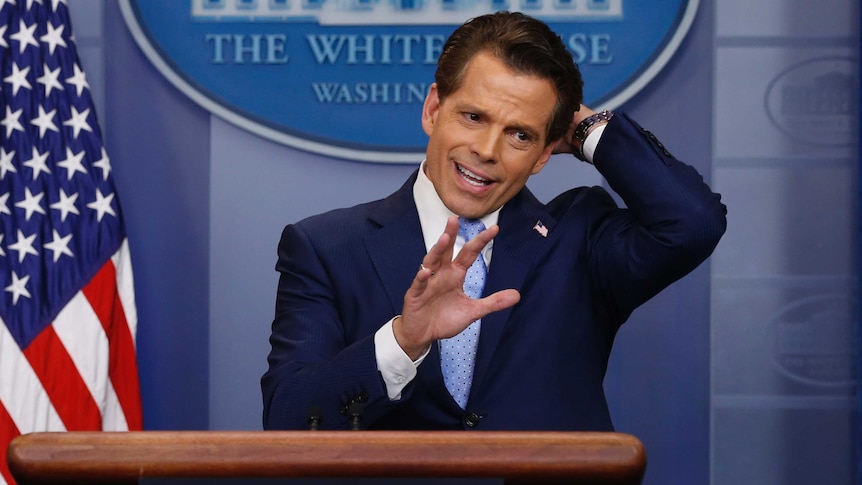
top-left (413, 161), bottom-right (500, 254)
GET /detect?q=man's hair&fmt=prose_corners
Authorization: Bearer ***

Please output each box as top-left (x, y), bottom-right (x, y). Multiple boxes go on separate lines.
top-left (435, 11), bottom-right (583, 145)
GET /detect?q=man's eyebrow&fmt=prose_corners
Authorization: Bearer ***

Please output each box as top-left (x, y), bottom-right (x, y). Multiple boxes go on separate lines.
top-left (452, 101), bottom-right (485, 115)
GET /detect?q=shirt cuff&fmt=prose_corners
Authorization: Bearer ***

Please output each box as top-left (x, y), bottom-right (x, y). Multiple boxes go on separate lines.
top-left (374, 317), bottom-right (429, 400)
top-left (582, 123), bottom-right (607, 164)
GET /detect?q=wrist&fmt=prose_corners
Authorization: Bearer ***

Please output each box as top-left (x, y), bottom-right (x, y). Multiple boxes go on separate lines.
top-left (572, 110), bottom-right (613, 163)
top-left (392, 315), bottom-right (429, 361)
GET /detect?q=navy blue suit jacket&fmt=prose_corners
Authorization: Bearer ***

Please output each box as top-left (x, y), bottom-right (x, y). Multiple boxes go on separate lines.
top-left (262, 113), bottom-right (726, 431)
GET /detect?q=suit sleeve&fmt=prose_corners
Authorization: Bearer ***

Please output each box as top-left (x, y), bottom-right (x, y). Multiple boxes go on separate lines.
top-left (587, 112), bottom-right (727, 325)
top-left (261, 223), bottom-right (402, 430)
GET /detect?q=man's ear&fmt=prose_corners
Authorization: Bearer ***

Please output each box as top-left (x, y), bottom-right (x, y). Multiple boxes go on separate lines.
top-left (421, 83), bottom-right (441, 137)
top-left (530, 143), bottom-right (555, 175)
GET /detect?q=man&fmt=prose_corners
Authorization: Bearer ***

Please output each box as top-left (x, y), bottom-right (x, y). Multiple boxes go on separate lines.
top-left (262, 11), bottom-right (726, 431)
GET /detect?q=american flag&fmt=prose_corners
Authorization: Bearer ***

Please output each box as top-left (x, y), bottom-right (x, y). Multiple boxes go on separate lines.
top-left (532, 220), bottom-right (548, 238)
top-left (0, 1), bottom-right (142, 483)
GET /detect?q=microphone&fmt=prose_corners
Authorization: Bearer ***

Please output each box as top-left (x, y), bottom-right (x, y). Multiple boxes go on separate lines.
top-left (307, 405), bottom-right (322, 430)
top-left (347, 402), bottom-right (364, 430)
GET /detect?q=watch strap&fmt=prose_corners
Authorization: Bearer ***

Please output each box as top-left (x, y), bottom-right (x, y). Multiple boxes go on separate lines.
top-left (572, 109), bottom-right (613, 162)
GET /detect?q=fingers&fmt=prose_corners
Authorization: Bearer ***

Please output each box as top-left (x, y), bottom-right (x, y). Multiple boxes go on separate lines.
top-left (572, 104), bottom-right (595, 125)
top-left (452, 224), bottom-right (498, 268)
top-left (551, 136), bottom-right (571, 155)
top-left (466, 289), bottom-right (521, 325)
top-left (439, 216), bottom-right (458, 264)
top-left (412, 218), bottom-right (499, 298)
top-left (421, 216), bottom-right (459, 274)
top-left (419, 219), bottom-right (499, 277)
top-left (434, 289), bottom-right (522, 340)
top-left (409, 219), bottom-right (456, 297)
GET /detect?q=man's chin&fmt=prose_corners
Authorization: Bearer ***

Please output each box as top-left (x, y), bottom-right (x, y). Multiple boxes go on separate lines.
top-left (444, 200), bottom-right (498, 220)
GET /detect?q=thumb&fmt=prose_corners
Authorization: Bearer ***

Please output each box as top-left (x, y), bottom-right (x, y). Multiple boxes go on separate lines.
top-left (477, 289), bottom-right (520, 316)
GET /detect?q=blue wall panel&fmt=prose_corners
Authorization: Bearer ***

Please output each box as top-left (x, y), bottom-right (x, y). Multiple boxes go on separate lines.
top-left (102, 1), bottom-right (212, 430)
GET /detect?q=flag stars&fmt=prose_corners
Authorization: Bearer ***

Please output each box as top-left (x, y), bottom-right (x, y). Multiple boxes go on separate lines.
top-left (8, 229), bottom-right (38, 263)
top-left (4, 271), bottom-right (31, 305)
top-left (31, 105), bottom-right (59, 138)
top-left (44, 229), bottom-right (73, 262)
top-left (92, 148), bottom-right (111, 180)
top-left (49, 0), bottom-right (69, 12)
top-left (87, 189), bottom-right (115, 222)
top-left (0, 234), bottom-right (4, 256)
top-left (50, 188), bottom-right (79, 222)
top-left (4, 63), bottom-right (32, 95)
top-left (39, 22), bottom-right (66, 55)
top-left (0, 192), bottom-right (10, 216)
top-left (0, 24), bottom-right (7, 49)
top-left (65, 64), bottom-right (89, 96)
top-left (57, 147), bottom-right (86, 180)
top-left (37, 63), bottom-right (63, 97)
top-left (2, 106), bottom-right (24, 137)
top-left (9, 19), bottom-right (38, 54)
top-left (63, 106), bottom-right (92, 138)
top-left (15, 187), bottom-right (46, 220)
top-left (22, 147), bottom-right (50, 180)
top-left (0, 147), bottom-right (16, 179)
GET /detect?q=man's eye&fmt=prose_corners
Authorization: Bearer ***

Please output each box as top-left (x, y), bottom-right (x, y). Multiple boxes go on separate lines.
top-left (466, 113), bottom-right (480, 122)
top-left (515, 131), bottom-right (530, 142)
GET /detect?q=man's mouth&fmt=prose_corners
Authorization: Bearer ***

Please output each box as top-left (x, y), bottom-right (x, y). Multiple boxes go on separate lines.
top-left (456, 164), bottom-right (492, 187)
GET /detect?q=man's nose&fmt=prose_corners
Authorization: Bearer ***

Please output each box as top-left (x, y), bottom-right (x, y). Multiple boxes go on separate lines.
top-left (472, 129), bottom-right (501, 163)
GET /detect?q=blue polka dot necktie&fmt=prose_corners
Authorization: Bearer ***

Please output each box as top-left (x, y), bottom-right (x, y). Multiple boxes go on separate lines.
top-left (440, 217), bottom-right (487, 409)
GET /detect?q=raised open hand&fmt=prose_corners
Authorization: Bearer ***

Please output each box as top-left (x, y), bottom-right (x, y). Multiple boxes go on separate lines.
top-left (394, 216), bottom-right (521, 360)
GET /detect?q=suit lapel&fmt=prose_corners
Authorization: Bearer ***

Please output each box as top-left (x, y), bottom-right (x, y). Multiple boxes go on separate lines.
top-left (468, 188), bottom-right (557, 403)
top-left (363, 172), bottom-right (428, 315)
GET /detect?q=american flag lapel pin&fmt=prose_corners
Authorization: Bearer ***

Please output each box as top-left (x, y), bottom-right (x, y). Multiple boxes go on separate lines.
top-left (533, 220), bottom-right (548, 237)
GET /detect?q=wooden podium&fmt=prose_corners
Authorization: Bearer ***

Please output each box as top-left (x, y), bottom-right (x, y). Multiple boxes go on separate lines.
top-left (8, 431), bottom-right (646, 484)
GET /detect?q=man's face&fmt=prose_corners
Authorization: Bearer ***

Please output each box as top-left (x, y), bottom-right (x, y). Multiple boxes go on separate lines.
top-left (422, 51), bottom-right (557, 219)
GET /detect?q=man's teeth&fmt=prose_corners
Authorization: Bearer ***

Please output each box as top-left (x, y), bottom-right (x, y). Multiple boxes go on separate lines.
top-left (458, 165), bottom-right (490, 186)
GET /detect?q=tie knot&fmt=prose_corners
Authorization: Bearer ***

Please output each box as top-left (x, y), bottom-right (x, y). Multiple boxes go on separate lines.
top-left (458, 217), bottom-right (486, 242)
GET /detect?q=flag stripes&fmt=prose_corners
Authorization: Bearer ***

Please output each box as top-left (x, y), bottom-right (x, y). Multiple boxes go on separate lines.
top-left (0, 246), bottom-right (138, 483)
top-left (82, 251), bottom-right (141, 430)
top-left (0, 403), bottom-right (17, 485)
top-left (22, 324), bottom-right (103, 430)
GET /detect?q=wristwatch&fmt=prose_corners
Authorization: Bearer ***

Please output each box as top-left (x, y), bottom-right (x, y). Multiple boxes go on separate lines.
top-left (572, 109), bottom-right (613, 162)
